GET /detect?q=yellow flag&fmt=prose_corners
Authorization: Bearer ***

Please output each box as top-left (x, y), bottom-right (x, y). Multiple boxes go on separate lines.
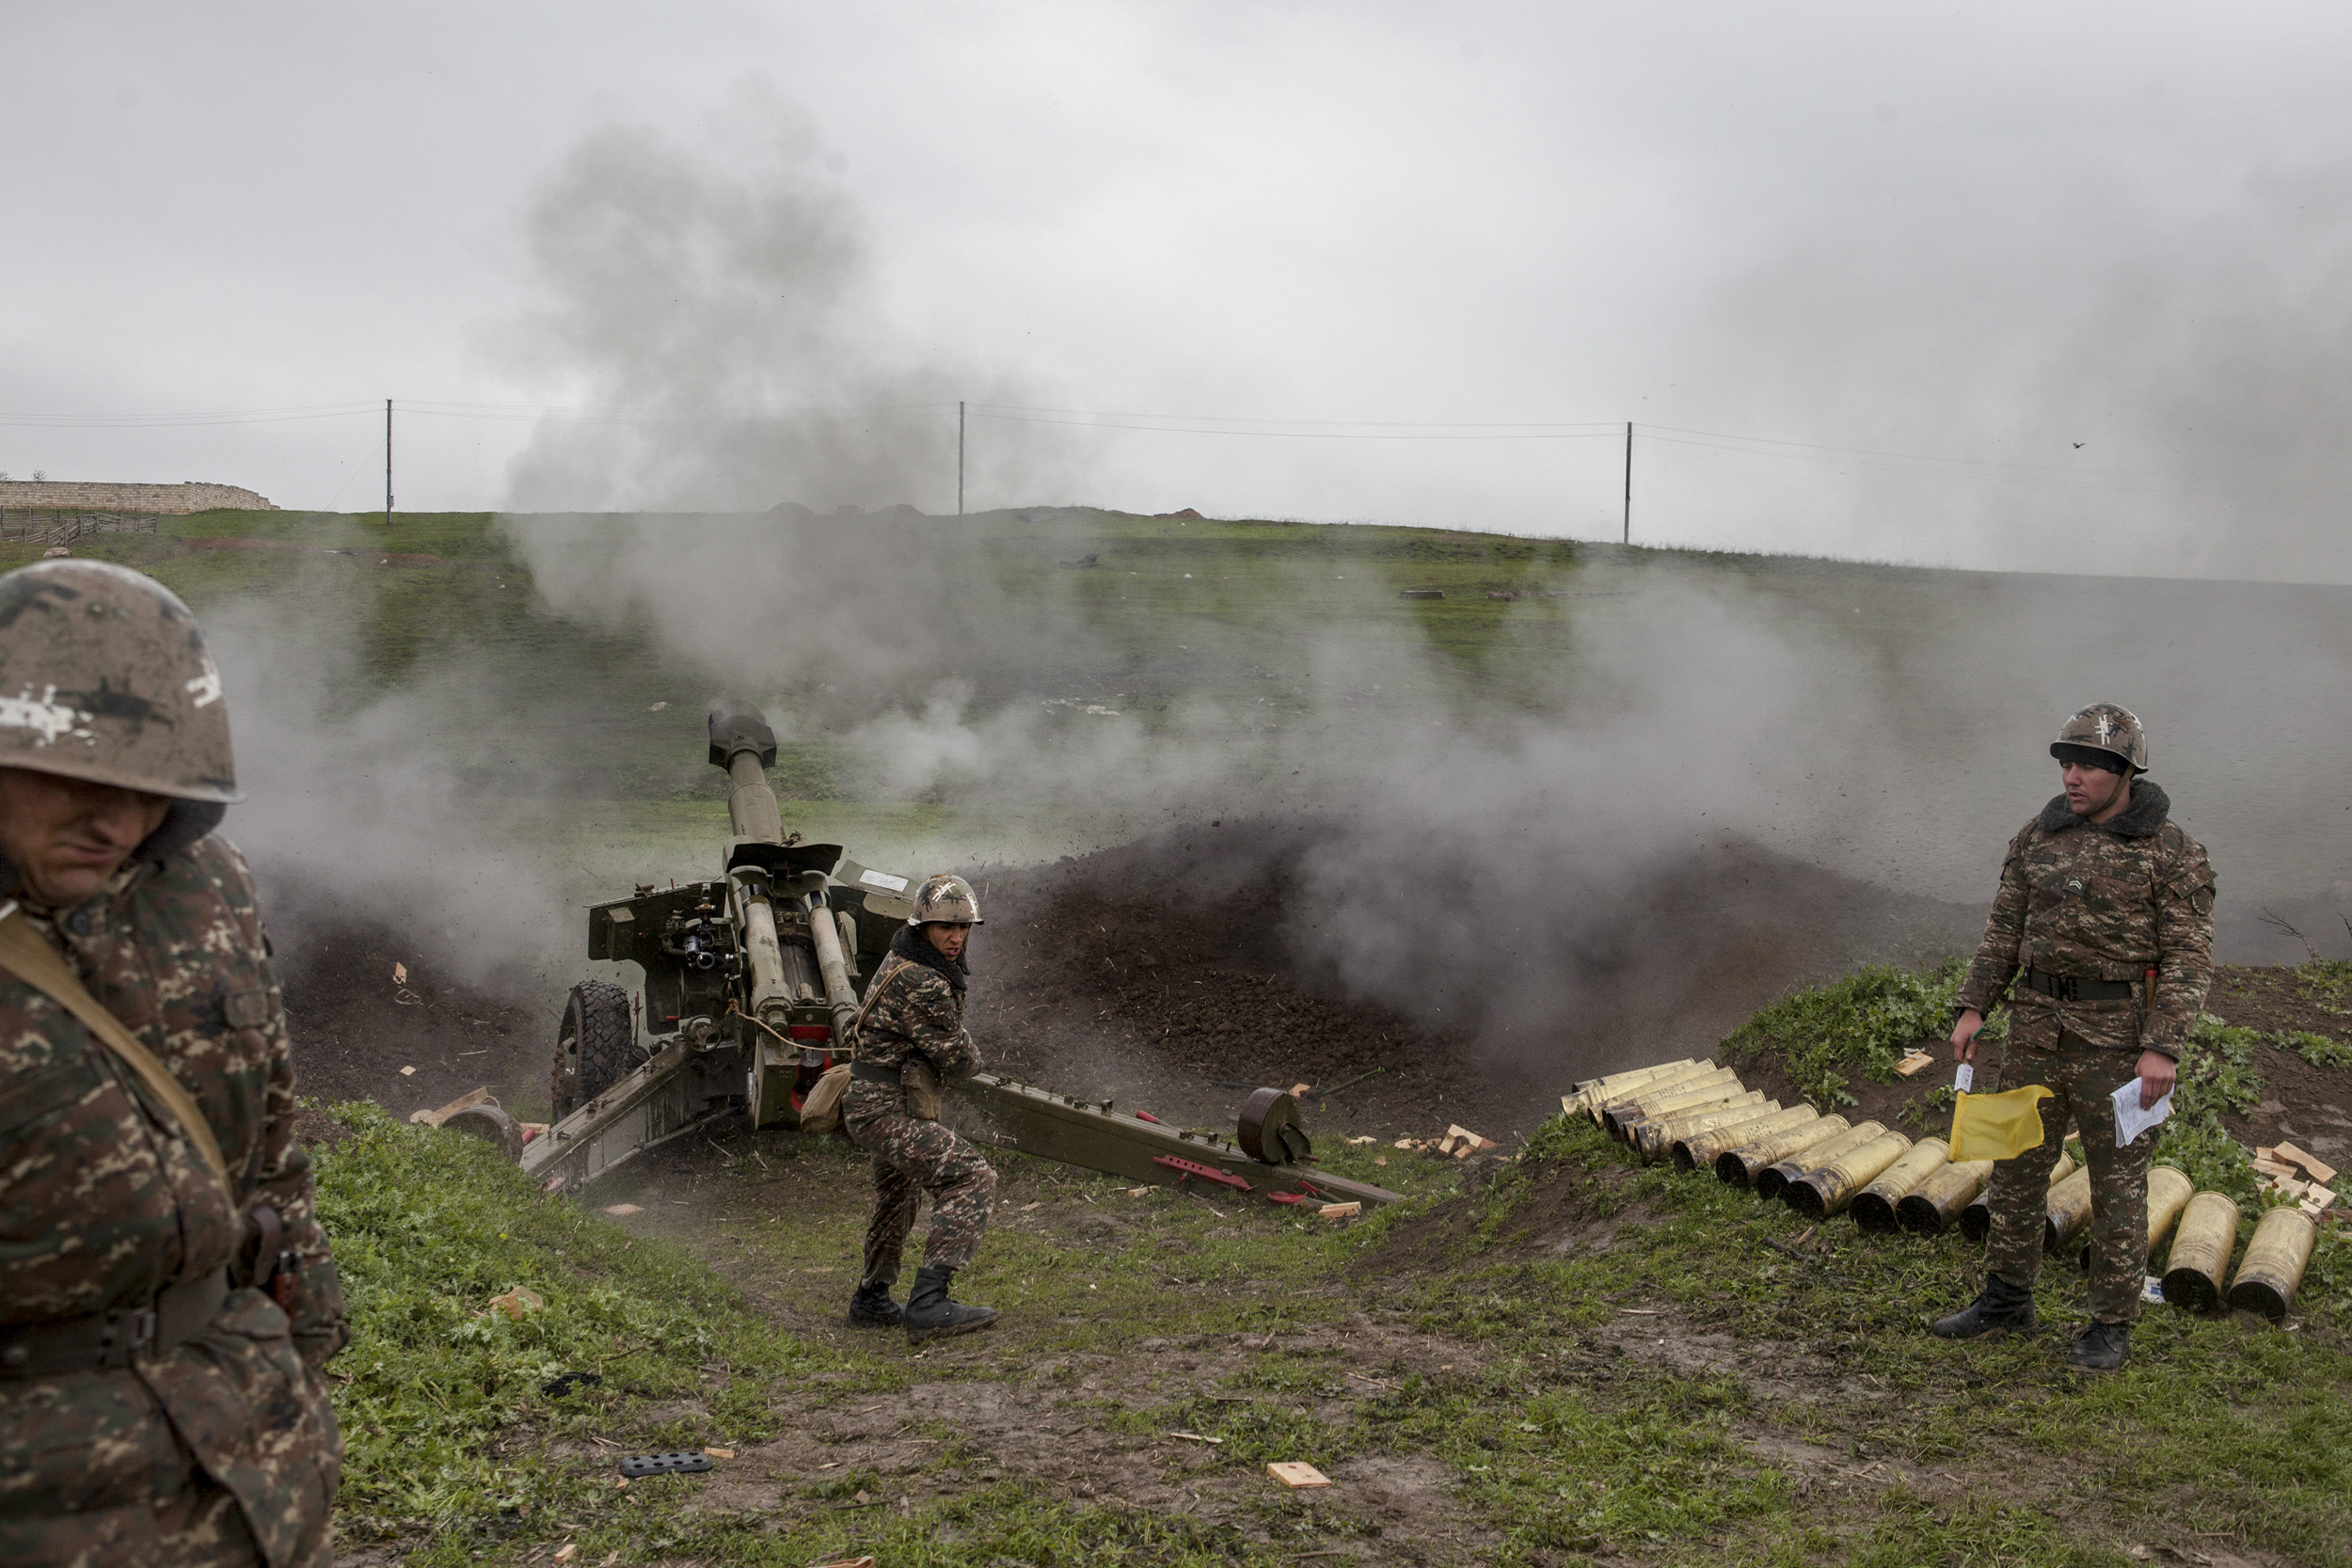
top-left (1947, 1085), bottom-right (2054, 1163)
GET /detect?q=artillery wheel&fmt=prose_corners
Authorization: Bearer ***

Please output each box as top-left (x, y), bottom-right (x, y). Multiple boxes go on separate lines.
top-left (551, 982), bottom-right (635, 1119)
top-left (441, 1103), bottom-right (525, 1163)
top-left (1237, 1086), bottom-right (1313, 1165)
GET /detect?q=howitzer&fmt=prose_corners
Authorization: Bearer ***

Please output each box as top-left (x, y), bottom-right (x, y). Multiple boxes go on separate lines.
top-left (514, 703), bottom-right (1399, 1210)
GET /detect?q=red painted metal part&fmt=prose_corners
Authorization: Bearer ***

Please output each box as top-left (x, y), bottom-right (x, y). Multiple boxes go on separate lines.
top-left (1266, 1191), bottom-right (1307, 1205)
top-left (1152, 1154), bottom-right (1252, 1192)
top-left (1134, 1110), bottom-right (1161, 1123)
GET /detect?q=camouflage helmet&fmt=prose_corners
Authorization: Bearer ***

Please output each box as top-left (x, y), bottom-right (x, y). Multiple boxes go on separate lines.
top-left (2050, 702), bottom-right (2147, 775)
top-left (909, 872), bottom-right (983, 926)
top-left (0, 560), bottom-right (240, 802)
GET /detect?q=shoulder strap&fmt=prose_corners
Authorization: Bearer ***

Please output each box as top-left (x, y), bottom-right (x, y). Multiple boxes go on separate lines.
top-left (0, 903), bottom-right (235, 1193)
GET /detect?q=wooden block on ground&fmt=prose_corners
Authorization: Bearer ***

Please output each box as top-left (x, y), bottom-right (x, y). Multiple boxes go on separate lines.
top-left (2275, 1142), bottom-right (2340, 1184)
top-left (600, 1203), bottom-right (644, 1217)
top-left (1894, 1052), bottom-right (1936, 1078)
top-left (1318, 1202), bottom-right (1362, 1219)
top-left (1267, 1462), bottom-right (1331, 1489)
top-left (2252, 1157), bottom-right (2297, 1179)
top-left (409, 1085), bottom-right (497, 1127)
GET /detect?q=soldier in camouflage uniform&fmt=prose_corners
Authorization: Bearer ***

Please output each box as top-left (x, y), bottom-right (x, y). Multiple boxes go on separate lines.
top-left (1933, 703), bottom-right (2216, 1371)
top-left (840, 872), bottom-right (999, 1344)
top-left (0, 561), bottom-right (345, 1566)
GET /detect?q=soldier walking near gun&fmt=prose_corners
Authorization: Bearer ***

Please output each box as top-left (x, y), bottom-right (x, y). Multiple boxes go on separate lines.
top-left (1932, 704), bottom-right (2216, 1370)
top-left (841, 873), bottom-right (1000, 1343)
top-left (0, 562), bottom-right (346, 1564)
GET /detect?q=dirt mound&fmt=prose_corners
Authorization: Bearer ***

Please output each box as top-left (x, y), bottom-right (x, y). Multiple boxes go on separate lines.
top-left (275, 913), bottom-right (550, 1122)
top-left (1362, 1151), bottom-right (1659, 1276)
top-left (967, 817), bottom-right (1984, 1141)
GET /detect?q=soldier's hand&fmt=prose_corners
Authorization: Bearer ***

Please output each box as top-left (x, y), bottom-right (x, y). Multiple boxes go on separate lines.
top-left (1950, 1008), bottom-right (1985, 1063)
top-left (2136, 1050), bottom-right (2177, 1110)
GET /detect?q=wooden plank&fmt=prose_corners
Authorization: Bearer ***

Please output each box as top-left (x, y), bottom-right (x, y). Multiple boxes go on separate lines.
top-left (2274, 1142), bottom-right (2339, 1185)
top-left (1267, 1462), bottom-right (1332, 1489)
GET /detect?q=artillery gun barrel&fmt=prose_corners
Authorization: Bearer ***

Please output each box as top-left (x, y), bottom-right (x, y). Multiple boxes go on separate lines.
top-left (731, 870), bottom-right (796, 1027)
top-left (726, 750), bottom-right (785, 843)
top-left (801, 886), bottom-right (860, 1030)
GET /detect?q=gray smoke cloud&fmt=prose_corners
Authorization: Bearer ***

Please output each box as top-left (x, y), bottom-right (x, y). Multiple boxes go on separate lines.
top-left (1662, 163), bottom-right (2352, 583)
top-left (493, 82), bottom-right (1076, 515)
top-left (194, 559), bottom-right (577, 994)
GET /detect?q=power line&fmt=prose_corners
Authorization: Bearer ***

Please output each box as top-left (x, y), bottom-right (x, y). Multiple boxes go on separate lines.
top-left (1640, 421), bottom-right (2153, 483)
top-left (0, 403), bottom-right (381, 429)
top-left (1634, 429), bottom-right (2211, 498)
top-left (970, 409), bottom-right (1624, 441)
top-left (970, 402), bottom-right (1623, 432)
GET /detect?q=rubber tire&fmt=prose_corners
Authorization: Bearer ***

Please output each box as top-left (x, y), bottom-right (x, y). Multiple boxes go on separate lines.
top-left (551, 981), bottom-right (635, 1119)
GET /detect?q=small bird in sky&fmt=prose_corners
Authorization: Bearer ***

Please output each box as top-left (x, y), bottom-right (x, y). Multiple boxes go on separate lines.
top-left (2073, 440), bottom-right (2086, 448)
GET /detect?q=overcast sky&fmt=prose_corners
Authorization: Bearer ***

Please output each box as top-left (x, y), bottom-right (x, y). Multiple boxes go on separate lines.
top-left (7, 3), bottom-right (2352, 578)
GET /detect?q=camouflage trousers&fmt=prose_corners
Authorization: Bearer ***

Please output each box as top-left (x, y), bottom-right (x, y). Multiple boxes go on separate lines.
top-left (844, 1090), bottom-right (997, 1287)
top-left (1982, 1030), bottom-right (2157, 1324)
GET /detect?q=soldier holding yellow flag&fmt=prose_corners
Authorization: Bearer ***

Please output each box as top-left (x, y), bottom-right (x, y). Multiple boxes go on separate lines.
top-left (1931, 704), bottom-right (2215, 1370)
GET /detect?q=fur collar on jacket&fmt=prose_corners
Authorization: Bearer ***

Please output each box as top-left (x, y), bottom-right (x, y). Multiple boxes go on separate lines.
top-left (2036, 777), bottom-right (2170, 838)
top-left (889, 920), bottom-right (970, 993)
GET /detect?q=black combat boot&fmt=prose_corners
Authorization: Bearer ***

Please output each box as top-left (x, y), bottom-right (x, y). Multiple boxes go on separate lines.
top-left (902, 1264), bottom-right (997, 1345)
top-left (1930, 1273), bottom-right (2036, 1338)
top-left (2068, 1320), bottom-right (2130, 1371)
top-left (847, 1281), bottom-right (903, 1329)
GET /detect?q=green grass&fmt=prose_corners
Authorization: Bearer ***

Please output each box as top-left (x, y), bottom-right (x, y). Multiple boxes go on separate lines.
top-left (319, 1103), bottom-right (867, 1560)
top-left (1719, 958), bottom-right (2004, 1107)
top-left (2276, 1028), bottom-right (2352, 1069)
top-left (1402, 1114), bottom-right (2352, 1567)
top-left (2153, 1013), bottom-right (2265, 1202)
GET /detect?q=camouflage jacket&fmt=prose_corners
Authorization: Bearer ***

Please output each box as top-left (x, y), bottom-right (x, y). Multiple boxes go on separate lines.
top-left (1957, 780), bottom-right (2217, 1059)
top-left (0, 832), bottom-right (342, 1566)
top-left (846, 926), bottom-right (980, 1081)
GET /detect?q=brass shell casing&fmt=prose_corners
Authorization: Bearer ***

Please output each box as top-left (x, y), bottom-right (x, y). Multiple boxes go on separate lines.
top-left (2226, 1206), bottom-right (2318, 1322)
top-left (1851, 1137), bottom-right (1950, 1234)
top-left (2160, 1191), bottom-right (2243, 1313)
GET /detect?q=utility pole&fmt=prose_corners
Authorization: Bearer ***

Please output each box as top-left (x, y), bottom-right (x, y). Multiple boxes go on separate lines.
top-left (1621, 420), bottom-right (1632, 546)
top-left (385, 399), bottom-right (394, 527)
top-left (958, 400), bottom-right (965, 516)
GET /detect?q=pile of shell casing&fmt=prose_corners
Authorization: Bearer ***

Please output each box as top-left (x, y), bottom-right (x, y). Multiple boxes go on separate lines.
top-left (1566, 1058), bottom-right (2328, 1322)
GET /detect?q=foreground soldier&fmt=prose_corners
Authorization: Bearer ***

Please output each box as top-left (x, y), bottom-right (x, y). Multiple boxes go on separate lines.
top-left (841, 873), bottom-right (1000, 1343)
top-left (0, 561), bottom-right (345, 1564)
top-left (1934, 703), bottom-right (2215, 1371)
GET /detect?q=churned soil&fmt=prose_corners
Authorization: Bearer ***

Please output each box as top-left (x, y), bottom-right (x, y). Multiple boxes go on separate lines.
top-left (964, 817), bottom-right (1982, 1146)
top-left (273, 913), bottom-right (549, 1124)
top-left (2204, 965), bottom-right (2352, 1162)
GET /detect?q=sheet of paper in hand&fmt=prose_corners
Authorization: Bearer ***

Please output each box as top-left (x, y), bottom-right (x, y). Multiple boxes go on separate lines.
top-left (2110, 1077), bottom-right (2172, 1146)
